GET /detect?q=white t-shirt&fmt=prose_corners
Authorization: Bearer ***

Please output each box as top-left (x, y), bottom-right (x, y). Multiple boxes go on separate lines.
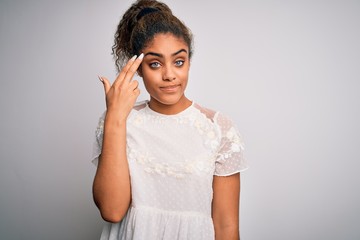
top-left (92, 101), bottom-right (248, 240)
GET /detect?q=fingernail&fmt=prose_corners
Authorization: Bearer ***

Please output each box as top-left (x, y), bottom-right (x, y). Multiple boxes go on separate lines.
top-left (138, 53), bottom-right (144, 59)
top-left (98, 75), bottom-right (103, 82)
top-left (130, 55), bottom-right (137, 61)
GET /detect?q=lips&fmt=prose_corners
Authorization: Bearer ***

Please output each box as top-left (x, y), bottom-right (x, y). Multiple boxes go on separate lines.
top-left (160, 84), bottom-right (180, 92)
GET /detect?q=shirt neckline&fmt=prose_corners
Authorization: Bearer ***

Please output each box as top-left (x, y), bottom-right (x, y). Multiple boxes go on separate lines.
top-left (144, 100), bottom-right (195, 117)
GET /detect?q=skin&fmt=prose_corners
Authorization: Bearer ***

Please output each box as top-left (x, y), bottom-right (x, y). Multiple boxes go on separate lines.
top-left (212, 173), bottom-right (241, 240)
top-left (93, 33), bottom-right (241, 239)
top-left (93, 54), bottom-right (143, 223)
top-left (139, 33), bottom-right (192, 114)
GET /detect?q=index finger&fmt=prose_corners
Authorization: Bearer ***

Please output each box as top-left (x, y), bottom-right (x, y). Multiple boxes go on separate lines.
top-left (123, 53), bottom-right (144, 83)
top-left (113, 55), bottom-right (138, 87)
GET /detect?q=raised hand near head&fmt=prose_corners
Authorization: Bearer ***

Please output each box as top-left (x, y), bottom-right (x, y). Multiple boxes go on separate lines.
top-left (98, 54), bottom-right (144, 122)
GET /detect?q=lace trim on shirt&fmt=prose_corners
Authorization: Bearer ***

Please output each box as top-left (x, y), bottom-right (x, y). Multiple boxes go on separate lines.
top-left (95, 116), bottom-right (104, 149)
top-left (129, 108), bottom-right (221, 153)
top-left (94, 103), bottom-right (247, 175)
top-left (216, 126), bottom-right (244, 161)
top-left (127, 147), bottom-right (215, 179)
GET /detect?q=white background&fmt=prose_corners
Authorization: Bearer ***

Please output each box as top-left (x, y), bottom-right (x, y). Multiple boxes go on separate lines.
top-left (0, 0), bottom-right (359, 239)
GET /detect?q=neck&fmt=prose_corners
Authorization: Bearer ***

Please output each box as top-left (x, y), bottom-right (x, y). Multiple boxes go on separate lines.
top-left (148, 95), bottom-right (192, 115)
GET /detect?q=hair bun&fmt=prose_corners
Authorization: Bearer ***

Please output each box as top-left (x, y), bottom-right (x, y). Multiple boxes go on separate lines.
top-left (136, 7), bottom-right (160, 21)
top-left (112, 0), bottom-right (193, 72)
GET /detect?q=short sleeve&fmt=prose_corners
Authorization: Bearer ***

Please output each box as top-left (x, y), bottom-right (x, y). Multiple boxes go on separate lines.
top-left (91, 112), bottom-right (105, 167)
top-left (214, 113), bottom-right (248, 176)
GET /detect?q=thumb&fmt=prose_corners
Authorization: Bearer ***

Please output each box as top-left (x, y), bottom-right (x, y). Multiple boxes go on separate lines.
top-left (98, 76), bottom-right (110, 94)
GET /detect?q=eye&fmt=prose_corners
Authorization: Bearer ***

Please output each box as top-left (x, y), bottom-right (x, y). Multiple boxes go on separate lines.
top-left (175, 60), bottom-right (184, 67)
top-left (149, 62), bottom-right (161, 68)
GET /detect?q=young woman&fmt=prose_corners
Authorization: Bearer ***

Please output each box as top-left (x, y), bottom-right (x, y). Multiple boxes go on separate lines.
top-left (92, 0), bottom-right (248, 239)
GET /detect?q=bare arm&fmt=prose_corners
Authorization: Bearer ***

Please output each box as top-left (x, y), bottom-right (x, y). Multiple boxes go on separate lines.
top-left (212, 173), bottom-right (241, 240)
top-left (92, 55), bottom-right (143, 223)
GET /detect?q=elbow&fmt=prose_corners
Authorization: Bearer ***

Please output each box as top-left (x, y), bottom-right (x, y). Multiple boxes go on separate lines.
top-left (94, 199), bottom-right (129, 223)
top-left (101, 214), bottom-right (123, 223)
top-left (99, 208), bottom-right (127, 223)
top-left (93, 191), bottom-right (131, 223)
top-left (92, 183), bottom-right (131, 223)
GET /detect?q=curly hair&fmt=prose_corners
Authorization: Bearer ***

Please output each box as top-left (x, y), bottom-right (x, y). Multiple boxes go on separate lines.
top-left (112, 0), bottom-right (193, 72)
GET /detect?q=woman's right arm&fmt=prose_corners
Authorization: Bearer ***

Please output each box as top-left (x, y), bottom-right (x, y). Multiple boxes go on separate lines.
top-left (92, 54), bottom-right (143, 223)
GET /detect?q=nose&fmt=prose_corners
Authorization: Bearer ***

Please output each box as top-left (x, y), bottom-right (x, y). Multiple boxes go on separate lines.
top-left (162, 65), bottom-right (176, 81)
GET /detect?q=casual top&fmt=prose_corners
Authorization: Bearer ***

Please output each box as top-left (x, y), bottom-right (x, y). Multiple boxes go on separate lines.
top-left (92, 101), bottom-right (248, 240)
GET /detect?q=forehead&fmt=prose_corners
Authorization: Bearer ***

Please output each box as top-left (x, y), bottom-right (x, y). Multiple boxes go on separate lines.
top-left (143, 33), bottom-right (189, 54)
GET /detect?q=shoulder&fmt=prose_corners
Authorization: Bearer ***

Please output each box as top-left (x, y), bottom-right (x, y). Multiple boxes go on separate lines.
top-left (193, 102), bottom-right (234, 126)
top-left (133, 100), bottom-right (147, 111)
top-left (126, 101), bottom-right (147, 121)
top-left (193, 102), bottom-right (218, 123)
top-left (96, 101), bottom-right (147, 128)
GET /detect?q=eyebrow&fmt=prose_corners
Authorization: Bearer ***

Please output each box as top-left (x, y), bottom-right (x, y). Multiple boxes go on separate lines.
top-left (144, 49), bottom-right (188, 58)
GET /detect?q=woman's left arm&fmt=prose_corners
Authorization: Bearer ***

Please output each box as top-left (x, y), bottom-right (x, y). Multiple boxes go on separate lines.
top-left (212, 173), bottom-right (241, 240)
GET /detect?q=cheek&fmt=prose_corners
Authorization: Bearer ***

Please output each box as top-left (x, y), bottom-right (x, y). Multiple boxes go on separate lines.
top-left (141, 71), bottom-right (159, 89)
top-left (177, 67), bottom-right (189, 81)
top-left (141, 67), bottom-right (155, 80)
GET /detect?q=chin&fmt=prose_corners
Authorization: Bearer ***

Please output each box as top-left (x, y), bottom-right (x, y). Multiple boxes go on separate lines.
top-left (153, 93), bottom-right (184, 106)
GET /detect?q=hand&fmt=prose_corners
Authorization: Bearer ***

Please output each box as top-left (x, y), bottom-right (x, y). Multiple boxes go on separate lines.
top-left (99, 54), bottom-right (144, 121)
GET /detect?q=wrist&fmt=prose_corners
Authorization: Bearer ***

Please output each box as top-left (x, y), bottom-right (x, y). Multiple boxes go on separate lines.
top-left (104, 112), bottom-right (127, 128)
